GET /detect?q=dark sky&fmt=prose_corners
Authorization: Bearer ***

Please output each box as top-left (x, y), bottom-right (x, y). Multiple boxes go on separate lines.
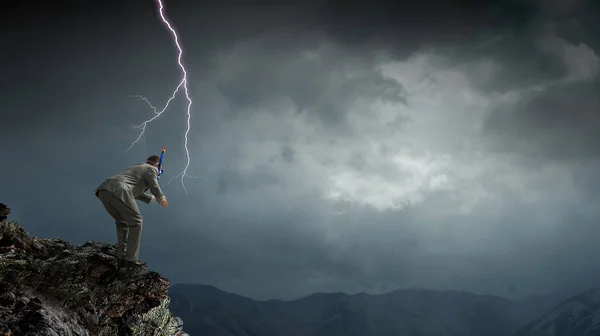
top-left (2, 0), bottom-right (600, 300)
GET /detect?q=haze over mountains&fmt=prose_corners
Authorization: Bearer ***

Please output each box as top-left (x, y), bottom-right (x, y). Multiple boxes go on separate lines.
top-left (515, 288), bottom-right (600, 336)
top-left (168, 283), bottom-right (600, 336)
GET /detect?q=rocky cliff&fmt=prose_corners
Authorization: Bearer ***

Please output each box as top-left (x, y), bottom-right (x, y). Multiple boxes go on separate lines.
top-left (0, 204), bottom-right (188, 336)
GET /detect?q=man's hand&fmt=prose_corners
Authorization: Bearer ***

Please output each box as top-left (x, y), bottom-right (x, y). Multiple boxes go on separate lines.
top-left (160, 196), bottom-right (169, 208)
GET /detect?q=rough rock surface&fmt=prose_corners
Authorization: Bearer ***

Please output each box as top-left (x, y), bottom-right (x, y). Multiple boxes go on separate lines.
top-left (0, 215), bottom-right (189, 336)
top-left (0, 203), bottom-right (9, 221)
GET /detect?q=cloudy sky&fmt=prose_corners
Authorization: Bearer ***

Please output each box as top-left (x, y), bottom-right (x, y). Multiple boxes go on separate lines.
top-left (2, 0), bottom-right (600, 300)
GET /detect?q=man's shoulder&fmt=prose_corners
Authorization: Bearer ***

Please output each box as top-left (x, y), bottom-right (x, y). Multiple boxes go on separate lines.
top-left (119, 163), bottom-right (152, 175)
top-left (134, 163), bottom-right (157, 176)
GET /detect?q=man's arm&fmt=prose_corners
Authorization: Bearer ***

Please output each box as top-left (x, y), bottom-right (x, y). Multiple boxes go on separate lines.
top-left (135, 193), bottom-right (155, 204)
top-left (143, 166), bottom-right (165, 204)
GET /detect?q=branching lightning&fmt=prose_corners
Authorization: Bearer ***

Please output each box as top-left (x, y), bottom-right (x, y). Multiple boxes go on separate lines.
top-left (126, 0), bottom-right (193, 193)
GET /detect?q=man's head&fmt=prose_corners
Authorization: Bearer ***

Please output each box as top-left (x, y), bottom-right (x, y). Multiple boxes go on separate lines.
top-left (146, 155), bottom-right (161, 167)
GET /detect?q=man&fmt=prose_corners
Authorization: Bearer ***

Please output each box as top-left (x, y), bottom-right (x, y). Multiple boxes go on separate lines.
top-left (95, 155), bottom-right (169, 266)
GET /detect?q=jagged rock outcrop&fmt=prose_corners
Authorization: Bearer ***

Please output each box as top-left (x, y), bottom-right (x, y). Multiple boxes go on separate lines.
top-left (0, 203), bottom-right (9, 221)
top-left (0, 214), bottom-right (188, 336)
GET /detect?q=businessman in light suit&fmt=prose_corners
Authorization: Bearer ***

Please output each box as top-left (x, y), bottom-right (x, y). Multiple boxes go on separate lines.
top-left (95, 155), bottom-right (169, 265)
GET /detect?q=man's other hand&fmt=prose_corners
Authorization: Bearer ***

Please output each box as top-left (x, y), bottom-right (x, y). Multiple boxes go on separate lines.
top-left (160, 196), bottom-right (169, 208)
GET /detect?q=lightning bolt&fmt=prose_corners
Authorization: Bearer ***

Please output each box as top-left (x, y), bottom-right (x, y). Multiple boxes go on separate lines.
top-left (126, 0), bottom-right (193, 193)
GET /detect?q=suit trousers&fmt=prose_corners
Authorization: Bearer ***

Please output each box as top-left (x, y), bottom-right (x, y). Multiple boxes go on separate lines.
top-left (97, 190), bottom-right (143, 261)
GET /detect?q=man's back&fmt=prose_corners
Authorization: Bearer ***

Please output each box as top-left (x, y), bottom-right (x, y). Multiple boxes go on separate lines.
top-left (96, 163), bottom-right (164, 211)
top-left (107, 163), bottom-right (151, 187)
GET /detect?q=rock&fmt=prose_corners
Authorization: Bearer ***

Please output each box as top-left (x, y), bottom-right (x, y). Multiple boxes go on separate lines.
top-left (0, 220), bottom-right (189, 336)
top-left (0, 203), bottom-right (10, 221)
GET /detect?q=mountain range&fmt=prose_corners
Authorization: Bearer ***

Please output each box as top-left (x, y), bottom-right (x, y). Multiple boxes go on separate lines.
top-left (168, 283), bottom-right (600, 336)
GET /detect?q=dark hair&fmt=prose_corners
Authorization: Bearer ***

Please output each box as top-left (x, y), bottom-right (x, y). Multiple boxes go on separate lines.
top-left (146, 155), bottom-right (161, 165)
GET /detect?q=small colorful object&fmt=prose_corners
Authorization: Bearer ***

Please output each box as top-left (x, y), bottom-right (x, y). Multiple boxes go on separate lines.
top-left (157, 147), bottom-right (166, 180)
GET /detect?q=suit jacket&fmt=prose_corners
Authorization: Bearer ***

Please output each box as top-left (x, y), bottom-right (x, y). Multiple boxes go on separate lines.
top-left (95, 163), bottom-right (165, 214)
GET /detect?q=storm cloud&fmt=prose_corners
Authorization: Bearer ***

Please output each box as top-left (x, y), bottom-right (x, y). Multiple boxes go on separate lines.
top-left (2, 0), bottom-right (600, 300)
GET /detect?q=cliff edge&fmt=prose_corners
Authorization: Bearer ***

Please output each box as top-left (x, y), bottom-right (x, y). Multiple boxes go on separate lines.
top-left (0, 203), bottom-right (188, 336)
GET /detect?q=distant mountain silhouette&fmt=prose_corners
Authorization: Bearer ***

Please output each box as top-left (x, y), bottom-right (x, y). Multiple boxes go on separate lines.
top-left (515, 287), bottom-right (600, 336)
top-left (168, 283), bottom-right (561, 336)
